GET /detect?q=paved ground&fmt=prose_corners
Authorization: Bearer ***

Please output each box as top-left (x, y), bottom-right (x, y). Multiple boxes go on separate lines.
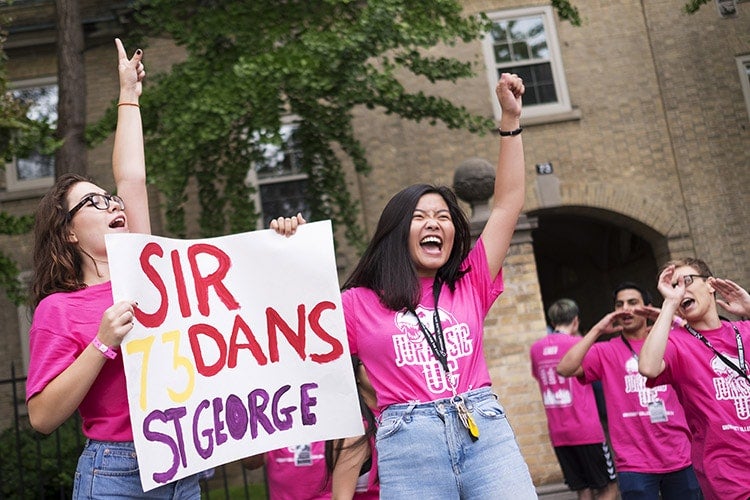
top-left (536, 483), bottom-right (578, 499)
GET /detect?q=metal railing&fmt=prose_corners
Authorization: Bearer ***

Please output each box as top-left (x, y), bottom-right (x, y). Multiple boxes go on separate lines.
top-left (0, 363), bottom-right (265, 499)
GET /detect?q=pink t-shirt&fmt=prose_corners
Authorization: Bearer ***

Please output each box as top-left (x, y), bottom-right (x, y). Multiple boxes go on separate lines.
top-left (26, 282), bottom-right (133, 441)
top-left (579, 336), bottom-right (692, 473)
top-left (647, 321), bottom-right (750, 500)
top-left (530, 332), bottom-right (605, 446)
top-left (265, 442), bottom-right (331, 500)
top-left (343, 238), bottom-right (502, 410)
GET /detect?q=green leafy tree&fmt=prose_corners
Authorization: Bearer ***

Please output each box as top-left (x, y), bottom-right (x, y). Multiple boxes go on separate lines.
top-left (85, 0), bottom-right (716, 248)
top-left (0, 22), bottom-right (56, 304)
top-left (89, 0), bottom-right (502, 246)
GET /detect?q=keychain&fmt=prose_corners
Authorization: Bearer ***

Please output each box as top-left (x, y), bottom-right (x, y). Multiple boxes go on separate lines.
top-left (453, 397), bottom-right (480, 441)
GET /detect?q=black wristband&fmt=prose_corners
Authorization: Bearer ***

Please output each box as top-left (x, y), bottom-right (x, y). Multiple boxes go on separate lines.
top-left (497, 126), bottom-right (523, 137)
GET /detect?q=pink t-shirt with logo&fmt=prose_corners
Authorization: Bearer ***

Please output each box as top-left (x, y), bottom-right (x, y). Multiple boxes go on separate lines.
top-left (26, 282), bottom-right (133, 441)
top-left (647, 321), bottom-right (750, 500)
top-left (265, 442), bottom-right (331, 500)
top-left (578, 336), bottom-right (692, 473)
top-left (530, 333), bottom-right (605, 446)
top-left (343, 238), bottom-right (502, 410)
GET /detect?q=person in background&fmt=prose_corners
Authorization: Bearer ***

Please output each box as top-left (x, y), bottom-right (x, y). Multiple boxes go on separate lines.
top-left (557, 282), bottom-right (701, 500)
top-left (25, 40), bottom-right (200, 498)
top-left (242, 443), bottom-right (332, 500)
top-left (530, 299), bottom-right (618, 500)
top-left (639, 259), bottom-right (750, 499)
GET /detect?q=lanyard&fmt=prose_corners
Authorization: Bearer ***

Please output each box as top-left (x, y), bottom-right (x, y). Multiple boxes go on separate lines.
top-left (684, 323), bottom-right (749, 382)
top-left (408, 280), bottom-right (449, 374)
top-left (620, 336), bottom-right (639, 361)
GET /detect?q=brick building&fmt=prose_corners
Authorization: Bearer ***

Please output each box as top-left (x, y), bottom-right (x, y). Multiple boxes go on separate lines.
top-left (1, 0), bottom-right (748, 488)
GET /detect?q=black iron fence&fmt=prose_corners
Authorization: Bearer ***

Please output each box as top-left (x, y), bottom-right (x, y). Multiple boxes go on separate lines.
top-left (0, 363), bottom-right (266, 499)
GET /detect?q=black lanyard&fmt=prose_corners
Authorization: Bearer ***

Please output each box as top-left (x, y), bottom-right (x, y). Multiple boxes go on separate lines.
top-left (620, 336), bottom-right (639, 361)
top-left (408, 279), bottom-right (449, 374)
top-left (684, 323), bottom-right (749, 382)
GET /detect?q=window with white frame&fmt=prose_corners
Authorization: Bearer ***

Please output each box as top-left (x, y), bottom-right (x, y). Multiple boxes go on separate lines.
top-left (246, 122), bottom-right (311, 229)
top-left (738, 55), bottom-right (750, 120)
top-left (6, 77), bottom-right (57, 191)
top-left (483, 6), bottom-right (572, 120)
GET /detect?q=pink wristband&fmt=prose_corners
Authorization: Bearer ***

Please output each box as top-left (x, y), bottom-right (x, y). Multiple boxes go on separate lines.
top-left (92, 337), bottom-right (117, 360)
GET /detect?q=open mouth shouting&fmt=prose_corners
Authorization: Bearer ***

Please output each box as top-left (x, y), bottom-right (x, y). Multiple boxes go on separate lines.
top-left (109, 215), bottom-right (126, 229)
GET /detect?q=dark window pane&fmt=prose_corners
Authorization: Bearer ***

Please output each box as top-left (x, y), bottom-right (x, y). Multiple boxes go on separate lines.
top-left (17, 151), bottom-right (55, 180)
top-left (501, 63), bottom-right (556, 105)
top-left (494, 44), bottom-right (511, 63)
top-left (259, 179), bottom-right (311, 227)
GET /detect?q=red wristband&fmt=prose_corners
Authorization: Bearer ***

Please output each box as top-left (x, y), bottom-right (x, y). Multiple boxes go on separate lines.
top-left (92, 337), bottom-right (117, 360)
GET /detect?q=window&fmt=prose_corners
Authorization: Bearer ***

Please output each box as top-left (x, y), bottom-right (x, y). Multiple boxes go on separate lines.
top-left (738, 55), bottom-right (750, 120)
top-left (246, 122), bottom-right (311, 229)
top-left (5, 77), bottom-right (57, 191)
top-left (483, 6), bottom-right (572, 120)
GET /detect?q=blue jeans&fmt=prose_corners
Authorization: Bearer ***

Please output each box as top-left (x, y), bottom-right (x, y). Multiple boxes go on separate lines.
top-left (617, 466), bottom-right (702, 500)
top-left (73, 440), bottom-right (201, 499)
top-left (376, 387), bottom-right (537, 499)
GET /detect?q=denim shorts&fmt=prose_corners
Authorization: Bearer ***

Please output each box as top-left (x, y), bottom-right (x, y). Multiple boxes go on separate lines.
top-left (72, 440), bottom-right (201, 499)
top-left (376, 387), bottom-right (537, 499)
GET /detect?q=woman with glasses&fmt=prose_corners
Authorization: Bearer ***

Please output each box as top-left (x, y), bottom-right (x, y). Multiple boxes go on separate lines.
top-left (639, 258), bottom-right (750, 499)
top-left (25, 40), bottom-right (200, 498)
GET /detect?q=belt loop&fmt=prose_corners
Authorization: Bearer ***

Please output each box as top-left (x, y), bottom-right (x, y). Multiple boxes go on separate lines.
top-left (403, 401), bottom-right (418, 422)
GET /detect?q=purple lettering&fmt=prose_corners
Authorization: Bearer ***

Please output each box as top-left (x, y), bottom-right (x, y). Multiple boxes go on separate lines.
top-left (300, 383), bottom-right (318, 425)
top-left (143, 407), bottom-right (188, 484)
top-left (192, 399), bottom-right (213, 459)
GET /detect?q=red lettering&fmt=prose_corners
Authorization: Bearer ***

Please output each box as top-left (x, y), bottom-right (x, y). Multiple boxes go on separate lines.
top-left (135, 242), bottom-right (168, 328)
top-left (267, 305), bottom-right (307, 363)
top-left (171, 249), bottom-right (192, 318)
top-left (308, 301), bottom-right (343, 363)
top-left (188, 243), bottom-right (239, 317)
top-left (228, 315), bottom-right (268, 368)
top-left (188, 323), bottom-right (227, 377)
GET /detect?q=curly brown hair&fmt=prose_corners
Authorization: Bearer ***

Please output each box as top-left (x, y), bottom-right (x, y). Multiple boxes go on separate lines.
top-left (30, 173), bottom-right (93, 309)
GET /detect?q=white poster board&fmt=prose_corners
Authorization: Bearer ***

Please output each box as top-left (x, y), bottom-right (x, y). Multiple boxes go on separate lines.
top-left (106, 221), bottom-right (363, 492)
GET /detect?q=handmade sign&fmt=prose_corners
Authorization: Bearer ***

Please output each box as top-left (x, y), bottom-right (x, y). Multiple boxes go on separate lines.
top-left (106, 221), bottom-right (363, 492)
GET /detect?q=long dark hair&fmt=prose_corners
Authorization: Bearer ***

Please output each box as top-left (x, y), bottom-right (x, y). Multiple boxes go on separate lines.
top-left (325, 356), bottom-right (378, 489)
top-left (30, 173), bottom-right (92, 309)
top-left (342, 184), bottom-right (471, 311)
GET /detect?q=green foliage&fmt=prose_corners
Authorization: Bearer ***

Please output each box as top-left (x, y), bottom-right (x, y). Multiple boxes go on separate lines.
top-left (0, 417), bottom-right (82, 499)
top-left (0, 19), bottom-right (55, 305)
top-left (91, 0), bottom-right (498, 244)
top-left (551, 0), bottom-right (582, 26)
top-left (683, 0), bottom-right (711, 14)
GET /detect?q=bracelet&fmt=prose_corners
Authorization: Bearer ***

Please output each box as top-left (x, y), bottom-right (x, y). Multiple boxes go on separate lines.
top-left (117, 102), bottom-right (140, 108)
top-left (497, 126), bottom-right (523, 137)
top-left (92, 337), bottom-right (118, 360)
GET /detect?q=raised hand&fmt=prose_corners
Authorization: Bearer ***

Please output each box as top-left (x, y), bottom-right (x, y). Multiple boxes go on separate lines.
top-left (495, 72), bottom-right (524, 118)
top-left (270, 212), bottom-right (307, 237)
top-left (115, 38), bottom-right (145, 100)
top-left (709, 277), bottom-right (750, 318)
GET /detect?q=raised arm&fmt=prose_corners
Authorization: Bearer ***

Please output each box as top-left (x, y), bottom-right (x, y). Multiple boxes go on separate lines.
top-left (482, 73), bottom-right (525, 280)
top-left (639, 266), bottom-right (681, 378)
top-left (709, 277), bottom-right (750, 319)
top-left (112, 38), bottom-right (150, 235)
top-left (557, 311), bottom-right (627, 377)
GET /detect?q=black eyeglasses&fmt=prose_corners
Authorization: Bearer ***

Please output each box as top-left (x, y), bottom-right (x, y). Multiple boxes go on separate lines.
top-left (67, 193), bottom-right (125, 220)
top-left (671, 274), bottom-right (709, 288)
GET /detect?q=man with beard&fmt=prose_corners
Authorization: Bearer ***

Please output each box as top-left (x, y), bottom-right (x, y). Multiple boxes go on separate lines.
top-left (557, 283), bottom-right (701, 500)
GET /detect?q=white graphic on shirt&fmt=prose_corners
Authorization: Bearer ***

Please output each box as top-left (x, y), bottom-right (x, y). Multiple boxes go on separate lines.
top-left (537, 360), bottom-right (573, 408)
top-left (393, 305), bottom-right (473, 394)
top-left (711, 355), bottom-right (750, 420)
top-left (623, 357), bottom-right (667, 410)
